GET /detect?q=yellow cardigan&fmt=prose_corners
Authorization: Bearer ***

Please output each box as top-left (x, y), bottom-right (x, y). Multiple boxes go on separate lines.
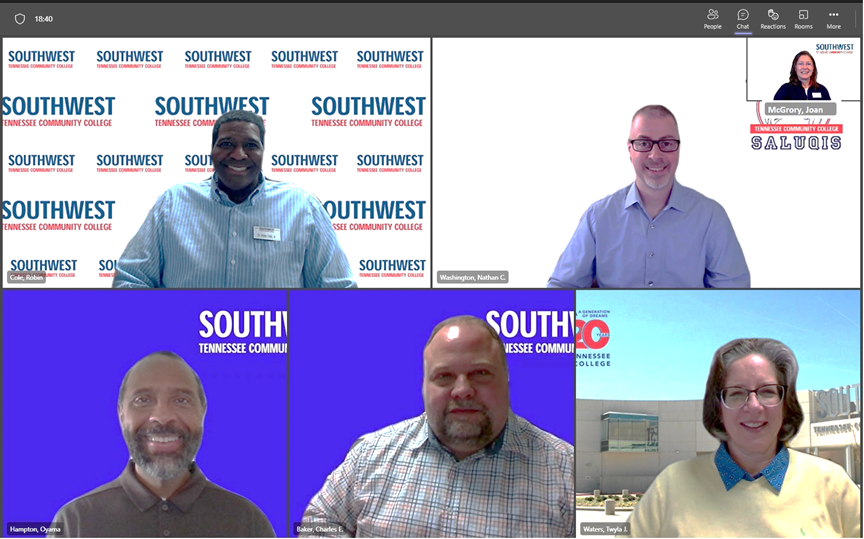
top-left (624, 449), bottom-right (860, 537)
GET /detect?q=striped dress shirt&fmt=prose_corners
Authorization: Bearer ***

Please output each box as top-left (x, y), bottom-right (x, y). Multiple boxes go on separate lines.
top-left (113, 175), bottom-right (356, 288)
top-left (301, 412), bottom-right (575, 538)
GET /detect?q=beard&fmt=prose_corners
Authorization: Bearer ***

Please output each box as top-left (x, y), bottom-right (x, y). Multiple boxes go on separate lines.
top-left (434, 401), bottom-right (495, 452)
top-left (643, 176), bottom-right (671, 190)
top-left (635, 159), bottom-right (675, 192)
top-left (123, 424), bottom-right (202, 481)
top-left (639, 169), bottom-right (673, 191)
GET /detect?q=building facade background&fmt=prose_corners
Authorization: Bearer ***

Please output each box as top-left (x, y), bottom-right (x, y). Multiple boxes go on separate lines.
top-left (576, 386), bottom-right (861, 494)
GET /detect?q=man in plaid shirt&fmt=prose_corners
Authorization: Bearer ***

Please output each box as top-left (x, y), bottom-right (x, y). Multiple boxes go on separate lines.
top-left (301, 315), bottom-right (574, 538)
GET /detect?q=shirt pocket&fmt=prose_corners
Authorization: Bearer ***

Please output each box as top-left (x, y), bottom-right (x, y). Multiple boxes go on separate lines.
top-left (252, 239), bottom-right (304, 287)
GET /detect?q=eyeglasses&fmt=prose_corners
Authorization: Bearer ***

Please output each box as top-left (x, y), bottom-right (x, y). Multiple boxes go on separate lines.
top-left (719, 384), bottom-right (786, 409)
top-left (629, 139), bottom-right (680, 153)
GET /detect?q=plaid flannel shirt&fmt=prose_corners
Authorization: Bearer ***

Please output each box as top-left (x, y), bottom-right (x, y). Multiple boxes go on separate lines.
top-left (301, 412), bottom-right (574, 538)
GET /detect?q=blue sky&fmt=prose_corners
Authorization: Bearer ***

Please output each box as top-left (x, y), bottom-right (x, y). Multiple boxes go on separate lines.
top-left (575, 290), bottom-right (860, 400)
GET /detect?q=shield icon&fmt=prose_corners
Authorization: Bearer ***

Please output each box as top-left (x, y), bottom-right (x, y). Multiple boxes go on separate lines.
top-left (15, 13), bottom-right (25, 25)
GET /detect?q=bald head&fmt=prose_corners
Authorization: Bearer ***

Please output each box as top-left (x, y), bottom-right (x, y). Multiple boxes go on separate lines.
top-left (423, 315), bottom-right (507, 373)
top-left (118, 352), bottom-right (206, 410)
top-left (630, 104), bottom-right (679, 133)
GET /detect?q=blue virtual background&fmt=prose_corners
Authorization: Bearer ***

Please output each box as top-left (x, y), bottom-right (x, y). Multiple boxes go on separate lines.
top-left (3, 290), bottom-right (288, 537)
top-left (288, 289), bottom-right (576, 536)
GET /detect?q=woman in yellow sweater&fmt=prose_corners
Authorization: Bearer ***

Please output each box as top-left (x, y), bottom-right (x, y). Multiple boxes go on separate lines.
top-left (624, 338), bottom-right (860, 538)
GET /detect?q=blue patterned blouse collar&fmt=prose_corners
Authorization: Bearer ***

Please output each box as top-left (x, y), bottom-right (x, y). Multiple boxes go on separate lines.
top-left (714, 441), bottom-right (789, 492)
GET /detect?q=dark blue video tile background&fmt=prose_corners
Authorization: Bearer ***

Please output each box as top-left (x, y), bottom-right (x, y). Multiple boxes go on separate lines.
top-left (288, 289), bottom-right (575, 536)
top-left (3, 290), bottom-right (288, 537)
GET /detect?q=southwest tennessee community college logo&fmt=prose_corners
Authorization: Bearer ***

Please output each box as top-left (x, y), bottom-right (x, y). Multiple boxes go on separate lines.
top-left (576, 309), bottom-right (610, 367)
top-left (814, 43), bottom-right (854, 54)
top-left (484, 310), bottom-right (576, 355)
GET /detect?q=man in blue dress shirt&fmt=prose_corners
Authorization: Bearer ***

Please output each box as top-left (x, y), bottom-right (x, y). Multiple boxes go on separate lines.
top-left (114, 110), bottom-right (356, 288)
top-left (548, 105), bottom-right (749, 288)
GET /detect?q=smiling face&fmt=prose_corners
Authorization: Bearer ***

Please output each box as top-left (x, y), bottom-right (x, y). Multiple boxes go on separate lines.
top-left (795, 54), bottom-right (814, 84)
top-left (422, 323), bottom-right (509, 459)
top-left (211, 121), bottom-right (264, 201)
top-left (629, 113), bottom-right (680, 192)
top-left (720, 354), bottom-right (784, 461)
top-left (118, 355), bottom-right (205, 481)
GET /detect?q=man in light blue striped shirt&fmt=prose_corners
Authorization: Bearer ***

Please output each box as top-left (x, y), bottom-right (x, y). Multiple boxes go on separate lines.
top-left (300, 316), bottom-right (574, 537)
top-left (114, 111), bottom-right (355, 288)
